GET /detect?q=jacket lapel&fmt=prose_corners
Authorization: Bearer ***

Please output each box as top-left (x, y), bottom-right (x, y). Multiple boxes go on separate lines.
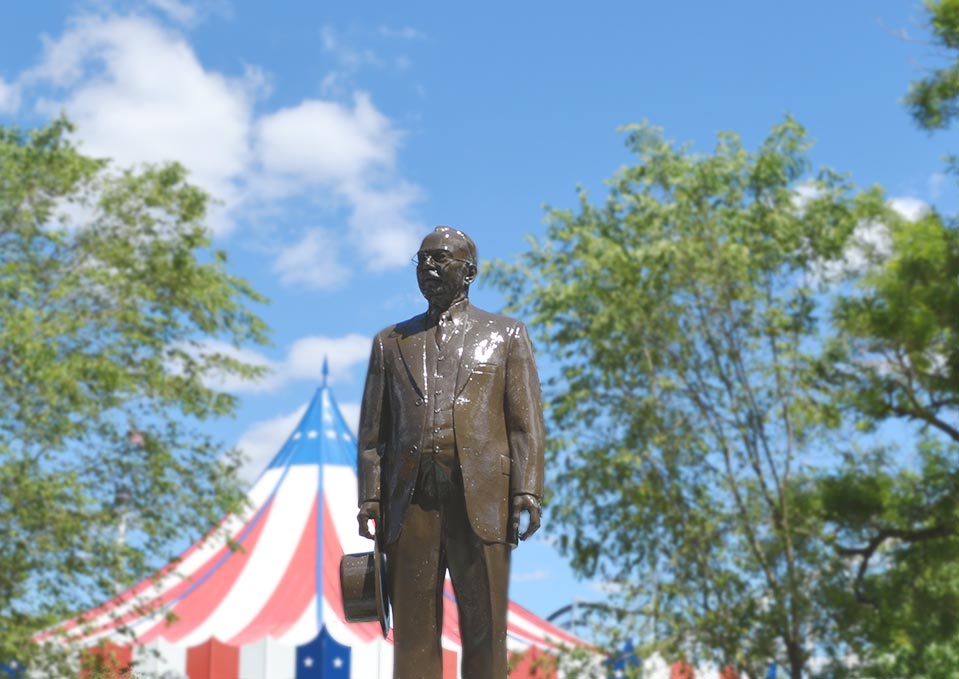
top-left (395, 314), bottom-right (428, 398)
top-left (454, 306), bottom-right (480, 397)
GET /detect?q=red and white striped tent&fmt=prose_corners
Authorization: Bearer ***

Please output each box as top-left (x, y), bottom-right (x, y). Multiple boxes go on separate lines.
top-left (43, 380), bottom-right (586, 678)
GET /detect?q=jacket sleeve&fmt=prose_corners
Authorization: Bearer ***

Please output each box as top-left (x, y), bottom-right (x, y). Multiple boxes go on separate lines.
top-left (357, 333), bottom-right (388, 505)
top-left (504, 321), bottom-right (546, 499)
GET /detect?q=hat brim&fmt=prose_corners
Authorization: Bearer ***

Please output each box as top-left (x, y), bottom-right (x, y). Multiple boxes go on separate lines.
top-left (373, 538), bottom-right (391, 638)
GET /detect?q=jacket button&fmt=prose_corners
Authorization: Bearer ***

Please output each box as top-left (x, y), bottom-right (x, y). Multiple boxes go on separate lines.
top-left (415, 398), bottom-right (423, 406)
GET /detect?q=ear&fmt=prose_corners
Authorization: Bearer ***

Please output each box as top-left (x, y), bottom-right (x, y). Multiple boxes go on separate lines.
top-left (464, 264), bottom-right (477, 284)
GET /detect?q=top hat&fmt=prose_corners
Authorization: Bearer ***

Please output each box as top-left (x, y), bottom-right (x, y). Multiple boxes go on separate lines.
top-left (340, 537), bottom-right (390, 638)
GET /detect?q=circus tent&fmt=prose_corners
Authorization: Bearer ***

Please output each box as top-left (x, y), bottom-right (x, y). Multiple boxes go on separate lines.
top-left (42, 374), bottom-right (587, 678)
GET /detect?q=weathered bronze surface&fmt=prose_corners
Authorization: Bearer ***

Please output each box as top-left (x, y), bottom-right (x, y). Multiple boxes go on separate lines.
top-left (356, 226), bottom-right (546, 679)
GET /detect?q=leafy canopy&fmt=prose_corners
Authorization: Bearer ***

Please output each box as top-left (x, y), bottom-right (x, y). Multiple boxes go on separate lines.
top-left (491, 118), bottom-right (884, 679)
top-left (0, 118), bottom-right (269, 670)
top-left (906, 0), bottom-right (959, 130)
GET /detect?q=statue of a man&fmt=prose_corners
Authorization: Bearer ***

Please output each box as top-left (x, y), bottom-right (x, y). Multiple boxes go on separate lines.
top-left (357, 226), bottom-right (546, 679)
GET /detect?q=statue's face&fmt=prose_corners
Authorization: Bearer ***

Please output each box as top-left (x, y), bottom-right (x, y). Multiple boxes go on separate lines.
top-left (415, 231), bottom-right (476, 307)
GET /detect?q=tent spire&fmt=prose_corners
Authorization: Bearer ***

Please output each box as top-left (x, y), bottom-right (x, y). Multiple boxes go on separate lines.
top-left (322, 355), bottom-right (329, 388)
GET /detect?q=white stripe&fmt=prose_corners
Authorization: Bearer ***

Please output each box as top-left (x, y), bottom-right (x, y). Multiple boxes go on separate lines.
top-left (507, 607), bottom-right (568, 647)
top-left (321, 597), bottom-right (369, 648)
top-left (350, 639), bottom-right (393, 679)
top-left (177, 466), bottom-right (318, 646)
top-left (321, 465), bottom-right (370, 555)
top-left (239, 637), bottom-right (296, 679)
top-left (72, 469), bottom-right (285, 643)
top-left (131, 639), bottom-right (186, 677)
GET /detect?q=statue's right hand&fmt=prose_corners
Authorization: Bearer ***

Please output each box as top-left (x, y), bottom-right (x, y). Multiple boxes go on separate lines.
top-left (357, 501), bottom-right (381, 540)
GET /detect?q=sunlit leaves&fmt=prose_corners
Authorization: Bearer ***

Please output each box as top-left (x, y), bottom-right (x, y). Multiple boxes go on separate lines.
top-left (0, 118), bottom-right (268, 670)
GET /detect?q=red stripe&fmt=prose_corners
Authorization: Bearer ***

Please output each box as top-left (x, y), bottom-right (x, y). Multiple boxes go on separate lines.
top-left (227, 495), bottom-right (319, 645)
top-left (60, 506), bottom-right (275, 645)
top-left (508, 646), bottom-right (558, 679)
top-left (38, 511), bottom-right (249, 642)
top-left (321, 497), bottom-right (381, 642)
top-left (507, 600), bottom-right (586, 648)
top-left (79, 642), bottom-right (133, 678)
top-left (441, 581), bottom-right (462, 646)
top-left (139, 499), bottom-right (275, 644)
top-left (442, 647), bottom-right (458, 679)
top-left (185, 639), bottom-right (239, 679)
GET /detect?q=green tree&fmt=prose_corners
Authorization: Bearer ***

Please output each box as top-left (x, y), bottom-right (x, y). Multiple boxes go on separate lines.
top-left (906, 0), bottom-right (959, 130)
top-left (799, 1), bottom-right (959, 674)
top-left (0, 119), bottom-right (268, 672)
top-left (491, 119), bottom-right (878, 679)
top-left (814, 207), bottom-right (959, 678)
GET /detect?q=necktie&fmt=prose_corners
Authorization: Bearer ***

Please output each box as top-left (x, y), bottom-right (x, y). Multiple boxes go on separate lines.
top-left (435, 311), bottom-right (452, 348)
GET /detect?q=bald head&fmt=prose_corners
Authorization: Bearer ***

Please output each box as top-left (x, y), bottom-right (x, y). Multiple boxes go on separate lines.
top-left (419, 226), bottom-right (477, 266)
top-left (415, 226), bottom-right (478, 309)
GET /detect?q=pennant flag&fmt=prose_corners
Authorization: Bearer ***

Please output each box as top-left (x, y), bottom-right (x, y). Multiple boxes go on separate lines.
top-left (295, 628), bottom-right (350, 679)
top-left (0, 661), bottom-right (24, 678)
top-left (295, 631), bottom-right (322, 679)
top-left (765, 662), bottom-right (777, 678)
top-left (607, 638), bottom-right (640, 677)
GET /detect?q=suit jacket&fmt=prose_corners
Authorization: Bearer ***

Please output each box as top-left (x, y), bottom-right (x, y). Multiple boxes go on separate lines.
top-left (357, 302), bottom-right (545, 546)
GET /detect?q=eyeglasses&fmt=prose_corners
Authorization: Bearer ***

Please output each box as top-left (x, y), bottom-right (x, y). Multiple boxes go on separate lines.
top-left (412, 250), bottom-right (473, 267)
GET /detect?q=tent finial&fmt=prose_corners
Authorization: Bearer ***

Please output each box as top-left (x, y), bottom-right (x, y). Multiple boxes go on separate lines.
top-left (322, 355), bottom-right (329, 388)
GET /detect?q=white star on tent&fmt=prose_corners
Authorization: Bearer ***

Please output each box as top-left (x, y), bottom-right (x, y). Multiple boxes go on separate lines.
top-left (292, 432), bottom-right (302, 440)
top-left (307, 430), bottom-right (318, 439)
top-left (303, 656), bottom-right (314, 668)
top-left (332, 657), bottom-right (344, 668)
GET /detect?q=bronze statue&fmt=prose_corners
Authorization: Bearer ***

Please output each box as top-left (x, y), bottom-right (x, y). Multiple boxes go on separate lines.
top-left (356, 226), bottom-right (546, 679)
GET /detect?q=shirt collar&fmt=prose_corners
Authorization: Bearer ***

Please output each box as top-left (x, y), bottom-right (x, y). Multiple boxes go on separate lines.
top-left (428, 297), bottom-right (469, 325)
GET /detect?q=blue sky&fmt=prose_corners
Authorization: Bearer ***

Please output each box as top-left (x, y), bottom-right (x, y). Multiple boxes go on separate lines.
top-left (0, 0), bottom-right (954, 625)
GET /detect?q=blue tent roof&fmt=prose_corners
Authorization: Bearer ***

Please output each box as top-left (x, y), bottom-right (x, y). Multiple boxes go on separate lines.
top-left (264, 382), bottom-right (358, 473)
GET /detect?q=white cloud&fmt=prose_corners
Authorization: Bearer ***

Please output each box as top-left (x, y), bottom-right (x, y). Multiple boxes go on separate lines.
top-left (338, 402), bottom-right (361, 434)
top-left (255, 94), bottom-right (423, 272)
top-left (320, 24), bottom-right (380, 69)
top-left (145, 0), bottom-right (198, 26)
top-left (271, 228), bottom-right (350, 290)
top-left (378, 25), bottom-right (426, 40)
top-left (510, 569), bottom-right (552, 583)
top-left (235, 403), bottom-right (307, 481)
top-left (343, 181), bottom-right (423, 269)
top-left (0, 77), bottom-right (20, 113)
top-left (589, 580), bottom-right (628, 594)
top-left (183, 338), bottom-right (280, 393)
top-left (284, 334), bottom-right (371, 385)
top-left (815, 219), bottom-right (892, 283)
top-left (27, 15), bottom-right (256, 234)
top-left (929, 172), bottom-right (946, 199)
top-left (190, 333), bottom-right (371, 394)
top-left (16, 14), bottom-right (423, 280)
top-left (256, 94), bottom-right (396, 186)
top-left (888, 196), bottom-right (929, 222)
top-left (791, 180), bottom-right (823, 212)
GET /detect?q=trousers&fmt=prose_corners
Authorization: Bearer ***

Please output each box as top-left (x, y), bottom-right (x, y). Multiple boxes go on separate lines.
top-left (386, 478), bottom-right (511, 679)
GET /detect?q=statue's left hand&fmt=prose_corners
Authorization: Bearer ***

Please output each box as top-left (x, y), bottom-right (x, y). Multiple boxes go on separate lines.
top-left (511, 493), bottom-right (541, 541)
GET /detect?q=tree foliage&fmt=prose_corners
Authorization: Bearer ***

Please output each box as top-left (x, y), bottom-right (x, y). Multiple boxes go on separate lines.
top-left (0, 119), bottom-right (268, 671)
top-left (491, 119), bottom-right (883, 679)
top-left (906, 0), bottom-right (959, 130)
top-left (814, 206), bottom-right (959, 678)
top-left (794, 2), bottom-right (959, 672)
